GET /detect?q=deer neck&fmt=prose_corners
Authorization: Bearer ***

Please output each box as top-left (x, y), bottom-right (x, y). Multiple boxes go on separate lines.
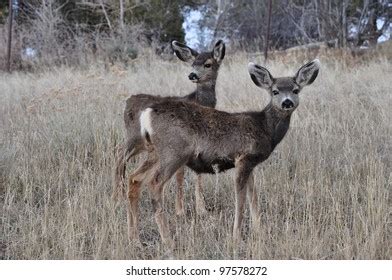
top-left (193, 80), bottom-right (217, 108)
top-left (262, 102), bottom-right (292, 149)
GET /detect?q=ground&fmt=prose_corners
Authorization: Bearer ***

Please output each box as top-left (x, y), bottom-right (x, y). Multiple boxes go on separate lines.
top-left (0, 53), bottom-right (391, 259)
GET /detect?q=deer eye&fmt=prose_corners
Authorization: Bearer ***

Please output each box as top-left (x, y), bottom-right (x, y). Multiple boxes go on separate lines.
top-left (293, 89), bottom-right (299, 94)
top-left (204, 63), bottom-right (212, 68)
top-left (272, 90), bottom-right (279, 95)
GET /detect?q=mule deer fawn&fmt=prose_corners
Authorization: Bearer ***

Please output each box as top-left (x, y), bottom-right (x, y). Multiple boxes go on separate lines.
top-left (113, 40), bottom-right (226, 217)
top-left (132, 59), bottom-right (320, 253)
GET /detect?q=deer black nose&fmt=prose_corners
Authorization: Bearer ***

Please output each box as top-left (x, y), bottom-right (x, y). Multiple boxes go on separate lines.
top-left (282, 99), bottom-right (294, 109)
top-left (188, 72), bottom-right (199, 81)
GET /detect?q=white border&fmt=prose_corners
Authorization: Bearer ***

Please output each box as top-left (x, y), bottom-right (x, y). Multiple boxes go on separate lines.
top-left (1, 260), bottom-right (391, 280)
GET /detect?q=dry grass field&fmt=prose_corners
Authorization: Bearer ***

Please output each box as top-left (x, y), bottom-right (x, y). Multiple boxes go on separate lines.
top-left (0, 53), bottom-right (391, 259)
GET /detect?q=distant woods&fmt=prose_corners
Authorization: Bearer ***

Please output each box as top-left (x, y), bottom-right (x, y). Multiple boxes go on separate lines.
top-left (199, 0), bottom-right (391, 50)
top-left (1, 0), bottom-right (187, 70)
top-left (6, 0), bottom-right (185, 42)
top-left (0, 0), bottom-right (391, 70)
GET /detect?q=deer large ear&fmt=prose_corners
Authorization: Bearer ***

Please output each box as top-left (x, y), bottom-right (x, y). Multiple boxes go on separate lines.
top-left (212, 40), bottom-right (225, 63)
top-left (248, 63), bottom-right (274, 89)
top-left (295, 59), bottom-right (320, 87)
top-left (171, 41), bottom-right (199, 63)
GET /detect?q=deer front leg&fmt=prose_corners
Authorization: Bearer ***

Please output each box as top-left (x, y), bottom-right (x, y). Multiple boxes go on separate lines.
top-left (175, 167), bottom-right (185, 216)
top-left (246, 173), bottom-right (260, 230)
top-left (233, 158), bottom-right (254, 254)
top-left (126, 153), bottom-right (158, 243)
top-left (175, 170), bottom-right (207, 216)
top-left (195, 174), bottom-right (207, 215)
top-left (233, 180), bottom-right (247, 246)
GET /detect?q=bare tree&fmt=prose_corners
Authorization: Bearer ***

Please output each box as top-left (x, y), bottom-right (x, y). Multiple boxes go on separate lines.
top-left (6, 0), bottom-right (13, 72)
top-left (341, 0), bottom-right (348, 47)
top-left (99, 0), bottom-right (113, 32)
top-left (119, 0), bottom-right (124, 31)
top-left (264, 0), bottom-right (272, 62)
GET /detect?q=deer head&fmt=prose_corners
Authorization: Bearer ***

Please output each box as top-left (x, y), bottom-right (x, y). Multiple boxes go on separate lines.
top-left (172, 40), bottom-right (226, 83)
top-left (248, 59), bottom-right (320, 113)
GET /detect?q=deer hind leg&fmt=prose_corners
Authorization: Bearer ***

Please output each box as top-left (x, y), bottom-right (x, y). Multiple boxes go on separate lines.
top-left (175, 167), bottom-right (185, 216)
top-left (126, 152), bottom-right (158, 243)
top-left (150, 180), bottom-right (174, 252)
top-left (195, 174), bottom-right (207, 215)
top-left (113, 137), bottom-right (144, 200)
top-left (113, 142), bottom-right (127, 200)
top-left (127, 177), bottom-right (141, 243)
top-left (148, 155), bottom-right (189, 252)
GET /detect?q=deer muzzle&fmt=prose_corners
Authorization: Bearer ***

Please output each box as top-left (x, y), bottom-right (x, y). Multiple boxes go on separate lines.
top-left (188, 72), bottom-right (199, 82)
top-left (282, 99), bottom-right (294, 110)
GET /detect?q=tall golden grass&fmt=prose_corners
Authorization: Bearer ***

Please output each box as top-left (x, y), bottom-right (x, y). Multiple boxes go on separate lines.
top-left (0, 52), bottom-right (391, 259)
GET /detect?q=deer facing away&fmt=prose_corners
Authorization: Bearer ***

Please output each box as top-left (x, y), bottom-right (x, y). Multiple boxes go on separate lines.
top-left (113, 40), bottom-right (226, 219)
top-left (129, 59), bottom-right (320, 253)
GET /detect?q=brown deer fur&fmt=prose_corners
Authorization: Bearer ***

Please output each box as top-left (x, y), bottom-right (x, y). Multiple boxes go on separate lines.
top-left (131, 60), bottom-right (320, 253)
top-left (113, 40), bottom-right (226, 218)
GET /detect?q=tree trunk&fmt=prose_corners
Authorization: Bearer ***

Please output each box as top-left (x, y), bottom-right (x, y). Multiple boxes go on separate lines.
top-left (100, 0), bottom-right (113, 33)
top-left (367, 0), bottom-right (379, 46)
top-left (6, 0), bottom-right (13, 72)
top-left (341, 0), bottom-right (348, 48)
top-left (119, 0), bottom-right (125, 31)
top-left (264, 0), bottom-right (272, 63)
